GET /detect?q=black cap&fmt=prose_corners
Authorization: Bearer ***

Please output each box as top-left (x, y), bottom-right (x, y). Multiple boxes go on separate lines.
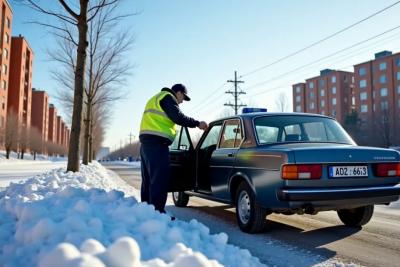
top-left (171, 84), bottom-right (190, 101)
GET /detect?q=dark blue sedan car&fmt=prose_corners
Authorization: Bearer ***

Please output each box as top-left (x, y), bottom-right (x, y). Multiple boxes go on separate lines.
top-left (168, 112), bottom-right (400, 233)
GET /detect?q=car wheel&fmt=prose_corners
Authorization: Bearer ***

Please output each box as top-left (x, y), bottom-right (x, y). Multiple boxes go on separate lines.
top-left (235, 182), bottom-right (267, 233)
top-left (337, 205), bottom-right (374, 227)
top-left (172, 192), bottom-right (189, 207)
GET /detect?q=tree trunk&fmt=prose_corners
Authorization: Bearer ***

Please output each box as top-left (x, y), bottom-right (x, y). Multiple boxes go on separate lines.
top-left (82, 100), bottom-right (91, 165)
top-left (6, 148), bottom-right (10, 159)
top-left (21, 150), bottom-right (25, 159)
top-left (67, 1), bottom-right (89, 172)
top-left (34, 151), bottom-right (36, 160)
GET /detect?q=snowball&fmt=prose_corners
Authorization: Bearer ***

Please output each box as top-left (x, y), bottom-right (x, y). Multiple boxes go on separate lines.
top-left (103, 237), bottom-right (141, 267)
top-left (71, 253), bottom-right (106, 267)
top-left (80, 239), bottom-right (106, 255)
top-left (39, 243), bottom-right (81, 267)
top-left (172, 252), bottom-right (223, 267)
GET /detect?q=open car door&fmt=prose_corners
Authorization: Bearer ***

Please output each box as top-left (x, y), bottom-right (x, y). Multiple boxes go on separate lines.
top-left (168, 126), bottom-right (196, 192)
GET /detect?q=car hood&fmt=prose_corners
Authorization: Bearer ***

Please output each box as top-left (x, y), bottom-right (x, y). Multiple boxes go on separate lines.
top-left (260, 143), bottom-right (400, 163)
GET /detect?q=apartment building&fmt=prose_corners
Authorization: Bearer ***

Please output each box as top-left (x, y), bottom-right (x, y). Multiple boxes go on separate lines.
top-left (48, 104), bottom-right (57, 143)
top-left (7, 35), bottom-right (33, 128)
top-left (292, 69), bottom-right (355, 125)
top-left (353, 51), bottom-right (400, 147)
top-left (0, 0), bottom-right (12, 132)
top-left (31, 89), bottom-right (49, 142)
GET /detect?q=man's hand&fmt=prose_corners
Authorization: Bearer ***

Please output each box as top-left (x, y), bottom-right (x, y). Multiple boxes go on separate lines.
top-left (198, 121), bottom-right (208, 130)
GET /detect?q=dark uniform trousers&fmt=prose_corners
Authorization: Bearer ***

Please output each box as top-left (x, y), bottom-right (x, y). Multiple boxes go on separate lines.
top-left (140, 142), bottom-right (170, 213)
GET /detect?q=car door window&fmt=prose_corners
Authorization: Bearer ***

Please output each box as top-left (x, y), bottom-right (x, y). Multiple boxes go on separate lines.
top-left (169, 128), bottom-right (181, 150)
top-left (219, 119), bottom-right (243, 149)
top-left (169, 127), bottom-right (191, 151)
top-left (200, 125), bottom-right (222, 149)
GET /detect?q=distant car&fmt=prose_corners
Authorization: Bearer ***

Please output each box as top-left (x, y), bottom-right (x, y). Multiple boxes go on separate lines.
top-left (168, 112), bottom-right (400, 233)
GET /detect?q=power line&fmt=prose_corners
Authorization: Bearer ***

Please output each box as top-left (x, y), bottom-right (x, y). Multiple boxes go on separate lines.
top-left (244, 24), bottom-right (400, 92)
top-left (239, 1), bottom-right (400, 78)
top-left (188, 82), bottom-right (228, 113)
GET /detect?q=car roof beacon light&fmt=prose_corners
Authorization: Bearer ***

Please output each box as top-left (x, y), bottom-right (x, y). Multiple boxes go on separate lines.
top-left (242, 107), bottom-right (267, 114)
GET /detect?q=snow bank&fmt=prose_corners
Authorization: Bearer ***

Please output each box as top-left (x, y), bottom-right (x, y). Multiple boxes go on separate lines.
top-left (0, 162), bottom-right (264, 267)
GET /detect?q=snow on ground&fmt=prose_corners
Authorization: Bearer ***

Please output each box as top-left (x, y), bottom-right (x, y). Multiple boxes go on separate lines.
top-left (0, 161), bottom-right (265, 267)
top-left (2, 156), bottom-right (393, 266)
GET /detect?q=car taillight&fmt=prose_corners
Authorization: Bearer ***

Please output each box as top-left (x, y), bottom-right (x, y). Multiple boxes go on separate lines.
top-left (376, 163), bottom-right (400, 177)
top-left (282, 164), bottom-right (322, 180)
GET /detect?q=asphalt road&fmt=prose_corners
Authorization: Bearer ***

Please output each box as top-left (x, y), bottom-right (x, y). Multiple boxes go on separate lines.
top-left (103, 162), bottom-right (400, 267)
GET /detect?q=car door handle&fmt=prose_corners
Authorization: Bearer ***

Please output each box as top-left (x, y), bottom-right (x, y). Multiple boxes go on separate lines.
top-left (227, 153), bottom-right (234, 157)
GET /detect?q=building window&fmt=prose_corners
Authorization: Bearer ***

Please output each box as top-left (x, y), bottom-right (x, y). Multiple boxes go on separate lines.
top-left (398, 99), bottom-right (400, 108)
top-left (320, 89), bottom-right (325, 96)
top-left (310, 102), bottom-right (315, 109)
top-left (381, 101), bottom-right (388, 110)
top-left (4, 33), bottom-right (9, 44)
top-left (360, 79), bottom-right (367, 88)
top-left (309, 82), bottom-right (314, 89)
top-left (359, 67), bottom-right (366, 76)
top-left (361, 105), bottom-right (368, 113)
top-left (332, 98), bottom-right (337, 105)
top-left (296, 86), bottom-right (301, 93)
top-left (319, 79), bottom-right (325, 88)
top-left (380, 88), bottom-right (388, 97)
top-left (321, 110), bottom-right (325, 115)
top-left (296, 95), bottom-right (301, 102)
top-left (310, 92), bottom-right (315, 99)
top-left (396, 57), bottom-right (400, 67)
top-left (296, 105), bottom-right (301, 112)
top-left (332, 110), bottom-right (336, 117)
top-left (321, 100), bottom-right (325, 107)
top-left (397, 71), bottom-right (400, 81)
top-left (6, 17), bottom-right (10, 28)
top-left (360, 92), bottom-right (367, 100)
top-left (379, 74), bottom-right (387, 84)
top-left (3, 48), bottom-right (8, 59)
top-left (398, 85), bottom-right (400, 94)
top-left (2, 80), bottom-right (6, 90)
top-left (379, 62), bottom-right (387, 70)
top-left (331, 87), bottom-right (336, 94)
top-left (331, 76), bottom-right (336, 83)
top-left (2, 64), bottom-right (7, 75)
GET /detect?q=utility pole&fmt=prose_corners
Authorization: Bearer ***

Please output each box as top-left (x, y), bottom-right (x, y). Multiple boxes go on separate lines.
top-left (224, 71), bottom-right (246, 115)
top-left (128, 132), bottom-right (135, 145)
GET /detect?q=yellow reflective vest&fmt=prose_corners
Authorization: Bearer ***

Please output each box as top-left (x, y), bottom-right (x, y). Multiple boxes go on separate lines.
top-left (139, 90), bottom-right (177, 141)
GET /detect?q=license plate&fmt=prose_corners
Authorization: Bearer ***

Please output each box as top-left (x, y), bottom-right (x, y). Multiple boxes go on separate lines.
top-left (329, 166), bottom-right (368, 178)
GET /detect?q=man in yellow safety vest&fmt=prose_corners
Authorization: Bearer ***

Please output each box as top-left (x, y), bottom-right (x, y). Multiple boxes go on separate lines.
top-left (139, 84), bottom-right (208, 217)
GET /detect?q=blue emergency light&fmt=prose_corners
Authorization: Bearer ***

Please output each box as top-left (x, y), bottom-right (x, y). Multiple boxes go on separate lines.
top-left (242, 107), bottom-right (267, 114)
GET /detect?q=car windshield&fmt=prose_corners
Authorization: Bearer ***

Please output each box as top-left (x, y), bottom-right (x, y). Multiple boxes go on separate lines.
top-left (254, 115), bottom-right (355, 145)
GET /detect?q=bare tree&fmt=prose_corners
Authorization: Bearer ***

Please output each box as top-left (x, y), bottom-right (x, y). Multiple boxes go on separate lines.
top-left (30, 127), bottom-right (44, 160)
top-left (46, 1), bottom-right (134, 165)
top-left (274, 92), bottom-right (290, 112)
top-left (19, 125), bottom-right (30, 159)
top-left (21, 0), bottom-right (124, 172)
top-left (4, 111), bottom-right (19, 159)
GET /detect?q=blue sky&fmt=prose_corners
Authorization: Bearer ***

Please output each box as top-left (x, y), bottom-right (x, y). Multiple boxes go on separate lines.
top-left (10, 0), bottom-right (400, 149)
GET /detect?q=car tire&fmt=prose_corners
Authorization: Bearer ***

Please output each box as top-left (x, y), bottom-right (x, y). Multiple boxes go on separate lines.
top-left (235, 182), bottom-right (267, 233)
top-left (337, 205), bottom-right (374, 227)
top-left (172, 192), bottom-right (189, 207)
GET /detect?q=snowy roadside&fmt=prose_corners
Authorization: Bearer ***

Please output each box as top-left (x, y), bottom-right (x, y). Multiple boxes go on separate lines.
top-left (0, 161), bottom-right (265, 267)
